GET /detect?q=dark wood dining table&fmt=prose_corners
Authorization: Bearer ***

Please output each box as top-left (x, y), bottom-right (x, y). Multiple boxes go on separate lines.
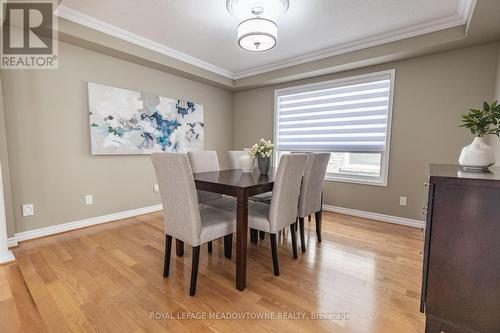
top-left (193, 168), bottom-right (276, 291)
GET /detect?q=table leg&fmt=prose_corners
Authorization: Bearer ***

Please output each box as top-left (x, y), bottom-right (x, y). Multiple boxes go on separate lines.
top-left (236, 190), bottom-right (248, 291)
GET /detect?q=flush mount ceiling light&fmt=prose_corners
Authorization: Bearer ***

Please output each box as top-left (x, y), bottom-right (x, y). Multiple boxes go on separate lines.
top-left (237, 18), bottom-right (278, 52)
top-left (227, 0), bottom-right (289, 52)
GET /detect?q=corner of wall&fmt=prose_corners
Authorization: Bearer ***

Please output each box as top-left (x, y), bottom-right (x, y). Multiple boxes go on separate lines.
top-left (0, 74), bottom-right (16, 237)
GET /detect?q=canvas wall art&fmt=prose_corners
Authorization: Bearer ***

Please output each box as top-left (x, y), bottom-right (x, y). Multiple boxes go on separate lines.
top-left (88, 82), bottom-right (204, 155)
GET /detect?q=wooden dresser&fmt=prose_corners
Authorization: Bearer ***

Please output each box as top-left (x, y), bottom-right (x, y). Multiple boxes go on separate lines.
top-left (421, 164), bottom-right (500, 333)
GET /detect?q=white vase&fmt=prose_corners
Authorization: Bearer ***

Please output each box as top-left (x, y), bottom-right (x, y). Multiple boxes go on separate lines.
top-left (239, 150), bottom-right (255, 173)
top-left (458, 137), bottom-right (495, 169)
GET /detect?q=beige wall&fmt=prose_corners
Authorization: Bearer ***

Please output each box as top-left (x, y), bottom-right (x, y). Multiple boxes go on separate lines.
top-left (1, 42), bottom-right (233, 234)
top-left (233, 43), bottom-right (499, 221)
top-left (491, 45), bottom-right (500, 165)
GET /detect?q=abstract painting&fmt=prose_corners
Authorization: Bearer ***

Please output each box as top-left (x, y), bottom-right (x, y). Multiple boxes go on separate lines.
top-left (88, 82), bottom-right (204, 155)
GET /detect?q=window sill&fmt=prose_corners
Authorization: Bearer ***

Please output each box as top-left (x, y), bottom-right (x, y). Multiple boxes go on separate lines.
top-left (325, 175), bottom-right (388, 187)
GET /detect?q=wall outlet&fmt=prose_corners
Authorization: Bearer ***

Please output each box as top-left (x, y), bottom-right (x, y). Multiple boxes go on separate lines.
top-left (399, 196), bottom-right (407, 206)
top-left (22, 204), bottom-right (34, 217)
top-left (85, 195), bottom-right (93, 205)
top-left (153, 184), bottom-right (159, 193)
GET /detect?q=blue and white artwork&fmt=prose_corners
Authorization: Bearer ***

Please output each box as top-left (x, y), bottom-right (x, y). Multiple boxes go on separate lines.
top-left (88, 82), bottom-right (204, 155)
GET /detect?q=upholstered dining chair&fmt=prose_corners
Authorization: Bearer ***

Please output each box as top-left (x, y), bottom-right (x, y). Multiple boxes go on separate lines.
top-left (228, 150), bottom-right (246, 169)
top-left (151, 153), bottom-right (235, 296)
top-left (187, 151), bottom-right (236, 254)
top-left (297, 153), bottom-right (331, 251)
top-left (245, 154), bottom-right (307, 276)
top-left (187, 151), bottom-right (235, 210)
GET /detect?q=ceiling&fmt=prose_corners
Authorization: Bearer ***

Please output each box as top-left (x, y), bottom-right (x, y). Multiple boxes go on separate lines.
top-left (57, 0), bottom-right (475, 79)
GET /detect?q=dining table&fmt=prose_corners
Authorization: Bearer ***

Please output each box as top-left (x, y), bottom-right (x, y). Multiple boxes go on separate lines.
top-left (192, 167), bottom-right (276, 291)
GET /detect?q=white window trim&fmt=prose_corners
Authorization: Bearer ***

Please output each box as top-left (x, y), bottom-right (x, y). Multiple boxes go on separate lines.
top-left (273, 69), bottom-right (395, 187)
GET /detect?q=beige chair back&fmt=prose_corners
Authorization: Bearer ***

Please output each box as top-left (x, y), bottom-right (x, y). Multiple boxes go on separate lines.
top-left (298, 153), bottom-right (330, 217)
top-left (268, 154), bottom-right (307, 233)
top-left (151, 153), bottom-right (202, 246)
top-left (187, 151), bottom-right (223, 203)
top-left (228, 151), bottom-right (246, 169)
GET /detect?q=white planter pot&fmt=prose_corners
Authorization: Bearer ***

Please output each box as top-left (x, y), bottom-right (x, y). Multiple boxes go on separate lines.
top-left (239, 151), bottom-right (255, 173)
top-left (458, 137), bottom-right (495, 169)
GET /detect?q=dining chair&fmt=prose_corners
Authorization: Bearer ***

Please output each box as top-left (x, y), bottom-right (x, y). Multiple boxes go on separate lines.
top-left (151, 153), bottom-right (235, 296)
top-left (228, 150), bottom-right (246, 169)
top-left (297, 152), bottom-right (331, 251)
top-left (245, 154), bottom-right (307, 276)
top-left (187, 151), bottom-right (236, 211)
top-left (187, 151), bottom-right (236, 255)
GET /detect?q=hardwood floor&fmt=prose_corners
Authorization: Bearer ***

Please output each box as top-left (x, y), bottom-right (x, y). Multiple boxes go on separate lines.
top-left (1, 211), bottom-right (425, 333)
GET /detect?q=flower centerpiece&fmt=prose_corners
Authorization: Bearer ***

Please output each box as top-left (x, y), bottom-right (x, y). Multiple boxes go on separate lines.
top-left (458, 100), bottom-right (500, 170)
top-left (249, 138), bottom-right (274, 174)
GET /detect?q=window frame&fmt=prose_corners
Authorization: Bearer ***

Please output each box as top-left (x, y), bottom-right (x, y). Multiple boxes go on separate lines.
top-left (273, 69), bottom-right (395, 187)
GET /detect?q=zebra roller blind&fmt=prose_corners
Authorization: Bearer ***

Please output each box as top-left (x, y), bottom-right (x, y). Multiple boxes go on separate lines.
top-left (276, 72), bottom-right (393, 153)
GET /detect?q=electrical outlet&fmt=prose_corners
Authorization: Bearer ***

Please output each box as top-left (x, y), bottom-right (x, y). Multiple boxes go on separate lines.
top-left (22, 204), bottom-right (34, 217)
top-left (399, 196), bottom-right (407, 206)
top-left (153, 184), bottom-right (159, 193)
top-left (85, 195), bottom-right (93, 205)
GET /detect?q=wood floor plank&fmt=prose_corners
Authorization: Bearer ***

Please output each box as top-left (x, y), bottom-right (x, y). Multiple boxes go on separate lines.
top-left (3, 264), bottom-right (49, 333)
top-left (6, 211), bottom-right (425, 333)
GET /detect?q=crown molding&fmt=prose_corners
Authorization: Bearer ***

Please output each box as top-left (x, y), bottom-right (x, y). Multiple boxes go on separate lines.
top-left (55, 1), bottom-right (475, 82)
top-left (54, 5), bottom-right (235, 79)
top-left (233, 0), bottom-right (476, 79)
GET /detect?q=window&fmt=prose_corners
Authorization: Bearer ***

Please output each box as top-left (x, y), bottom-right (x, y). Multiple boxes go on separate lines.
top-left (274, 70), bottom-right (394, 186)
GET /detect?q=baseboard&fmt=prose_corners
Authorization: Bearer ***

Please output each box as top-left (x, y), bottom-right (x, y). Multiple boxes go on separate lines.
top-left (6, 203), bottom-right (422, 245)
top-left (322, 204), bottom-right (425, 229)
top-left (7, 237), bottom-right (17, 248)
top-left (13, 204), bottom-right (163, 243)
top-left (0, 251), bottom-right (15, 265)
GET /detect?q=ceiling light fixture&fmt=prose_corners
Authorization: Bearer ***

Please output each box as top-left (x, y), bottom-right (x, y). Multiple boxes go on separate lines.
top-left (227, 0), bottom-right (289, 52)
top-left (237, 18), bottom-right (277, 52)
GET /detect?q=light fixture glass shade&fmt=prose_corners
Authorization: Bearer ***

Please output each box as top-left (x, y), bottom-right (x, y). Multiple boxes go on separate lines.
top-left (237, 18), bottom-right (277, 52)
top-left (227, 0), bottom-right (289, 21)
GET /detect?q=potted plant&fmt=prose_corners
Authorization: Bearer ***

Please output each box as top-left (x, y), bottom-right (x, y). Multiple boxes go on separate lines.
top-left (459, 100), bottom-right (500, 170)
top-left (249, 138), bottom-right (274, 174)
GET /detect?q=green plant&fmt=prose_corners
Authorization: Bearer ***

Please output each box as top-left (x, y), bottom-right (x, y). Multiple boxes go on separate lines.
top-left (249, 138), bottom-right (273, 159)
top-left (460, 100), bottom-right (500, 137)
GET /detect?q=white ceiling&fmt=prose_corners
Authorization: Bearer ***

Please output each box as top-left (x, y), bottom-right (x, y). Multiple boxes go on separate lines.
top-left (57, 0), bottom-right (474, 79)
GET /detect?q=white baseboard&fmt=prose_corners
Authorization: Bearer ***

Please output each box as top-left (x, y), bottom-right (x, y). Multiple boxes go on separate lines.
top-left (322, 204), bottom-right (425, 229)
top-left (12, 204), bottom-right (163, 243)
top-left (0, 251), bottom-right (15, 265)
top-left (7, 237), bottom-right (17, 248)
top-left (6, 203), bottom-right (422, 247)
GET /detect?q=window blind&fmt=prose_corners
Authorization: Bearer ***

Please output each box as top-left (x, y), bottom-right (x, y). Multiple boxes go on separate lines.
top-left (276, 73), bottom-right (392, 153)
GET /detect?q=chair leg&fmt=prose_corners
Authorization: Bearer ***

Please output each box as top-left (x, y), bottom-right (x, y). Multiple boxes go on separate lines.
top-left (294, 219), bottom-right (298, 232)
top-left (315, 211), bottom-right (322, 242)
top-left (269, 234), bottom-right (280, 276)
top-left (163, 235), bottom-right (172, 277)
top-left (250, 228), bottom-right (258, 244)
top-left (207, 241), bottom-right (212, 254)
top-left (176, 239), bottom-right (184, 256)
top-left (224, 234), bottom-right (232, 259)
top-left (259, 231), bottom-right (265, 240)
top-left (190, 246), bottom-right (201, 296)
top-left (299, 217), bottom-right (305, 253)
top-left (290, 223), bottom-right (298, 259)
top-left (308, 215), bottom-right (311, 221)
